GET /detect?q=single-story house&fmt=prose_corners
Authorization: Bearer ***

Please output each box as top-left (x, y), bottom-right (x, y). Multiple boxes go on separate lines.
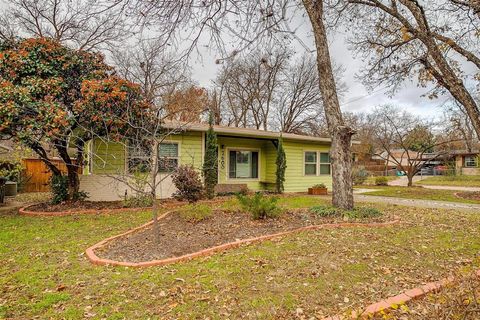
top-left (452, 150), bottom-right (479, 175)
top-left (80, 123), bottom-right (334, 201)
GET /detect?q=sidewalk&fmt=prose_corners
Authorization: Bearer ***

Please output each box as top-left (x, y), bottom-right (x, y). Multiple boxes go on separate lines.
top-left (355, 194), bottom-right (480, 211)
top-left (387, 176), bottom-right (480, 192)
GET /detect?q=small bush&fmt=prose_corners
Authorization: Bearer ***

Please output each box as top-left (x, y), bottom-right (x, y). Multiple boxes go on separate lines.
top-left (172, 165), bottom-right (204, 203)
top-left (375, 176), bottom-right (389, 186)
top-left (178, 204), bottom-right (213, 223)
top-left (236, 192), bottom-right (282, 220)
top-left (310, 205), bottom-right (341, 217)
top-left (123, 194), bottom-right (153, 208)
top-left (344, 207), bottom-right (382, 219)
top-left (309, 205), bottom-right (383, 220)
top-left (50, 175), bottom-right (68, 204)
top-left (312, 183), bottom-right (327, 188)
top-left (353, 166), bottom-right (369, 185)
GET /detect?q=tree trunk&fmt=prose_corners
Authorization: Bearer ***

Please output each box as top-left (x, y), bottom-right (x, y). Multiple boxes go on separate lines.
top-left (407, 173), bottom-right (414, 187)
top-left (398, 0), bottom-right (480, 139)
top-left (303, 0), bottom-right (355, 209)
top-left (66, 163), bottom-right (80, 199)
top-left (150, 140), bottom-right (161, 243)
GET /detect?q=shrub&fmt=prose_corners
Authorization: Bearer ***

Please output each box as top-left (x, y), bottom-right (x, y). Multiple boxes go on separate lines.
top-left (344, 207), bottom-right (382, 219)
top-left (50, 175), bottom-right (68, 204)
top-left (353, 166), bottom-right (369, 185)
top-left (375, 176), bottom-right (389, 186)
top-left (309, 205), bottom-right (383, 220)
top-left (123, 194), bottom-right (153, 208)
top-left (172, 165), bottom-right (204, 203)
top-left (178, 204), bottom-right (213, 223)
top-left (202, 114), bottom-right (218, 199)
top-left (312, 183), bottom-right (327, 188)
top-left (310, 205), bottom-right (341, 217)
top-left (73, 190), bottom-right (89, 201)
top-left (275, 137), bottom-right (287, 193)
top-left (236, 192), bottom-right (282, 220)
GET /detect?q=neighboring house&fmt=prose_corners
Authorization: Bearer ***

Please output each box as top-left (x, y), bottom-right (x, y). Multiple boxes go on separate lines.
top-left (80, 123), bottom-right (334, 201)
top-left (451, 150), bottom-right (479, 175)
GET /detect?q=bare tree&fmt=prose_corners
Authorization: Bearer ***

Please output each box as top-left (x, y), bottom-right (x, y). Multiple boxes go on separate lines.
top-left (112, 38), bottom-right (191, 108)
top-left (370, 105), bottom-right (456, 186)
top-left (213, 47), bottom-right (290, 130)
top-left (338, 0), bottom-right (480, 139)
top-left (0, 0), bottom-right (129, 50)
top-left (442, 99), bottom-right (479, 152)
top-left (130, 0), bottom-right (355, 209)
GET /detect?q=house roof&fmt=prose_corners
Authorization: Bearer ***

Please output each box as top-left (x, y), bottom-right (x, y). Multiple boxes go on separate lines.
top-left (163, 121), bottom-right (337, 144)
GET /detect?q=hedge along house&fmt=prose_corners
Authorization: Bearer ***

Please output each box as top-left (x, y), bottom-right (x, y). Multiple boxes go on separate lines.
top-left (79, 123), bottom-right (334, 201)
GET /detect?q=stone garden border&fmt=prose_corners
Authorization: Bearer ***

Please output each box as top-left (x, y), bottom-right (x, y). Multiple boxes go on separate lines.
top-left (85, 211), bottom-right (400, 268)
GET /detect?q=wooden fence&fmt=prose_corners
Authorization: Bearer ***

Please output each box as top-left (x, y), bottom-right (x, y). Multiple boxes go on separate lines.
top-left (22, 159), bottom-right (82, 192)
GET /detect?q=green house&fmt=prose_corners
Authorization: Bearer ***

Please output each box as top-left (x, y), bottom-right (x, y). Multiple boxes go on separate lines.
top-left (80, 123), bottom-right (334, 201)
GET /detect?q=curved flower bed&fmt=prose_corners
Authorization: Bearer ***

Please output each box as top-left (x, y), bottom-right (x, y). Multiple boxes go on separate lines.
top-left (18, 198), bottom-right (226, 217)
top-left (19, 204), bottom-right (152, 217)
top-left (86, 209), bottom-right (400, 268)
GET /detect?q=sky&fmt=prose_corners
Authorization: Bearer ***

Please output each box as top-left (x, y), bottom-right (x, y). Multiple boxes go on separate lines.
top-left (185, 13), bottom-right (455, 121)
top-left (1, 0), bottom-right (474, 121)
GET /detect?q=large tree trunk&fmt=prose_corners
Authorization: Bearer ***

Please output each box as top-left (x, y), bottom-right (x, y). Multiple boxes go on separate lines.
top-left (303, 0), bottom-right (355, 209)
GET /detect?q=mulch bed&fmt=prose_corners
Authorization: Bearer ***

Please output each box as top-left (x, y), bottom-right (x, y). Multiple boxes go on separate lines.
top-left (27, 200), bottom-right (138, 212)
top-left (455, 191), bottom-right (480, 201)
top-left (97, 209), bottom-right (391, 263)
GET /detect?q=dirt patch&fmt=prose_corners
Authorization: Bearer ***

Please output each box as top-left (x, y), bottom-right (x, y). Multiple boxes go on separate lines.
top-left (97, 209), bottom-right (391, 263)
top-left (455, 191), bottom-right (480, 201)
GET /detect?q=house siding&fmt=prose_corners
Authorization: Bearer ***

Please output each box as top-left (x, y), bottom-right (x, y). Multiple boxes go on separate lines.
top-left (283, 139), bottom-right (332, 192)
top-left (81, 131), bottom-right (333, 200)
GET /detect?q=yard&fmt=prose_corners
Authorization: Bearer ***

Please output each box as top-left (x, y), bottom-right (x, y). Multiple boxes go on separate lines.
top-left (2, 195), bottom-right (480, 319)
top-left (416, 175), bottom-right (480, 187)
top-left (356, 185), bottom-right (480, 204)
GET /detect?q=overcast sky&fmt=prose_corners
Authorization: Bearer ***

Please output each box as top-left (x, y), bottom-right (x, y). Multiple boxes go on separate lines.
top-left (2, 0), bottom-right (473, 121)
top-left (189, 28), bottom-right (452, 120)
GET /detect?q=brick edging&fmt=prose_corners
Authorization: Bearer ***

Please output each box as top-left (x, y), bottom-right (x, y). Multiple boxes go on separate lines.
top-left (18, 198), bottom-right (226, 217)
top-left (18, 204), bottom-right (154, 217)
top-left (85, 214), bottom-right (400, 268)
top-left (323, 270), bottom-right (480, 319)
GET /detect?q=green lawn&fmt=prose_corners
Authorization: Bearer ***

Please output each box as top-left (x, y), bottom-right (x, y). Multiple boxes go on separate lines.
top-left (416, 175), bottom-right (480, 187)
top-left (2, 197), bottom-right (480, 319)
top-left (357, 185), bottom-right (480, 204)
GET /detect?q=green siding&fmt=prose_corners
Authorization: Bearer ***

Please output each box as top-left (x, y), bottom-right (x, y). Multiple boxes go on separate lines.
top-left (91, 139), bottom-right (126, 174)
top-left (283, 139), bottom-right (332, 192)
top-left (161, 132), bottom-right (203, 170)
top-left (86, 131), bottom-right (332, 194)
top-left (88, 132), bottom-right (203, 175)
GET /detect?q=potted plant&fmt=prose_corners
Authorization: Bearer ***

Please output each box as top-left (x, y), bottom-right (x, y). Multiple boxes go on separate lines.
top-left (308, 183), bottom-right (328, 195)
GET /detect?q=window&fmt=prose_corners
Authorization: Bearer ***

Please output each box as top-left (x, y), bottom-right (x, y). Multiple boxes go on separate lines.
top-left (128, 145), bottom-right (151, 173)
top-left (158, 143), bottom-right (179, 173)
top-left (320, 153), bottom-right (331, 175)
top-left (465, 156), bottom-right (478, 168)
top-left (304, 151), bottom-right (317, 175)
top-left (304, 151), bottom-right (331, 176)
top-left (229, 150), bottom-right (259, 179)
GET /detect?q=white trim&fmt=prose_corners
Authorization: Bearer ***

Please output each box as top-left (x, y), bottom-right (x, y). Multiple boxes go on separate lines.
top-left (225, 147), bottom-right (261, 181)
top-left (158, 141), bottom-right (180, 173)
top-left (303, 150), bottom-right (331, 176)
top-left (303, 150), bottom-right (318, 176)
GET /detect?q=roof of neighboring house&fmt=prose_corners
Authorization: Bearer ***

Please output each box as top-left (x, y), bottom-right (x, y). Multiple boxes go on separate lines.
top-left (448, 149), bottom-right (479, 156)
top-left (163, 121), bottom-right (341, 144)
